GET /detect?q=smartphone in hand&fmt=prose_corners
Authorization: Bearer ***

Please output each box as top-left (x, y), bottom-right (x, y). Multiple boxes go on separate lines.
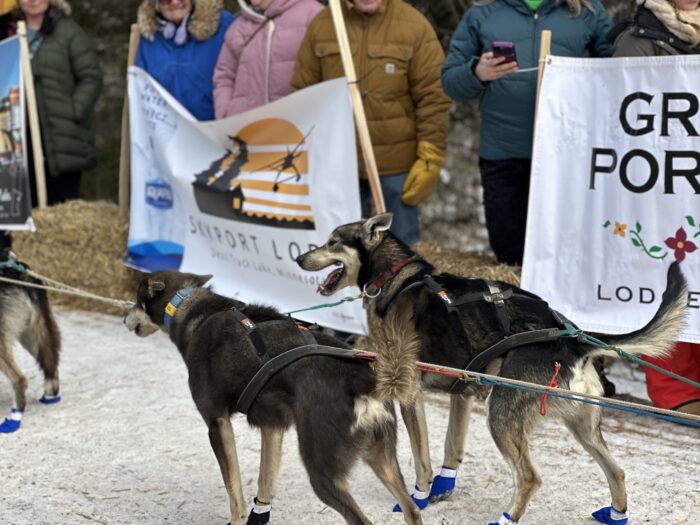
top-left (492, 41), bottom-right (517, 63)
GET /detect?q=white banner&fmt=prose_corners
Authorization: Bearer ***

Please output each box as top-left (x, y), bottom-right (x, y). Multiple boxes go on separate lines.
top-left (522, 55), bottom-right (700, 343)
top-left (127, 68), bottom-right (367, 334)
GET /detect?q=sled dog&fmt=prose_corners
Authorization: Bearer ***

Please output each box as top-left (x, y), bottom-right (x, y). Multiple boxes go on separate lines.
top-left (125, 269), bottom-right (421, 525)
top-left (296, 213), bottom-right (687, 525)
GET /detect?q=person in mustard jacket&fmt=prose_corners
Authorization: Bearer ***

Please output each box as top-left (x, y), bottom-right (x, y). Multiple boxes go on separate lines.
top-left (291, 0), bottom-right (450, 245)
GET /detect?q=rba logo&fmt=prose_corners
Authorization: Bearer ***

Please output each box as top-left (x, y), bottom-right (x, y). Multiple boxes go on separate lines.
top-left (145, 179), bottom-right (174, 209)
top-left (193, 118), bottom-right (314, 230)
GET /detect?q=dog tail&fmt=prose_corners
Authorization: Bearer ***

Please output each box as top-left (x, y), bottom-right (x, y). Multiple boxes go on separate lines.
top-left (371, 305), bottom-right (421, 407)
top-left (590, 262), bottom-right (687, 361)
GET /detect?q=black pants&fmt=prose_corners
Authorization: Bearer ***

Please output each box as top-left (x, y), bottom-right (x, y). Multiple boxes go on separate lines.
top-left (479, 157), bottom-right (531, 266)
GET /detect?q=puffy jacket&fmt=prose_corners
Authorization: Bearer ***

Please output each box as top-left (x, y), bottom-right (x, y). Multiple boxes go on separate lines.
top-left (29, 0), bottom-right (102, 175)
top-left (442, 0), bottom-right (613, 160)
top-left (135, 0), bottom-right (234, 121)
top-left (612, 6), bottom-right (700, 56)
top-left (213, 0), bottom-right (323, 118)
top-left (291, 0), bottom-right (450, 177)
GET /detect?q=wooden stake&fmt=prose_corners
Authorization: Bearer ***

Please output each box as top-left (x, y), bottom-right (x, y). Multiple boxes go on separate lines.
top-left (17, 21), bottom-right (47, 209)
top-left (118, 24), bottom-right (141, 217)
top-left (329, 0), bottom-right (385, 213)
top-left (535, 30), bottom-right (551, 116)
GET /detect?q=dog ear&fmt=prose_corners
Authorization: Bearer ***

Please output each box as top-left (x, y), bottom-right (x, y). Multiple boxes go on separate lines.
top-left (147, 279), bottom-right (166, 298)
top-left (194, 274), bottom-right (213, 287)
top-left (359, 213), bottom-right (393, 246)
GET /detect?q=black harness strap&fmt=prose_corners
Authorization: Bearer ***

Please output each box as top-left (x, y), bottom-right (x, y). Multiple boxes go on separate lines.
top-left (237, 345), bottom-right (360, 414)
top-left (231, 307), bottom-right (270, 362)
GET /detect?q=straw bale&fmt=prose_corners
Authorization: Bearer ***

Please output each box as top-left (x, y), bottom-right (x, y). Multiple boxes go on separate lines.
top-left (12, 200), bottom-right (140, 315)
top-left (414, 241), bottom-right (521, 286)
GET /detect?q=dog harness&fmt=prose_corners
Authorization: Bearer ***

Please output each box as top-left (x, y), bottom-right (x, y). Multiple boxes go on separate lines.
top-left (373, 271), bottom-right (579, 395)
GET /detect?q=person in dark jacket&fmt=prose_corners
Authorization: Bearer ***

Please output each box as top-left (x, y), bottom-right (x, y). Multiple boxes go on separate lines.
top-left (612, 0), bottom-right (700, 421)
top-left (0, 0), bottom-right (102, 205)
top-left (611, 0), bottom-right (700, 55)
top-left (136, 0), bottom-right (234, 121)
top-left (441, 0), bottom-right (613, 266)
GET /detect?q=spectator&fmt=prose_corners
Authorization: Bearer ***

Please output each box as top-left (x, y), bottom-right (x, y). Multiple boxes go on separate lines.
top-left (136, 0), bottom-right (234, 121)
top-left (0, 0), bottom-right (102, 205)
top-left (213, 0), bottom-right (323, 119)
top-left (441, 0), bottom-right (613, 266)
top-left (612, 0), bottom-right (700, 418)
top-left (291, 0), bottom-right (450, 246)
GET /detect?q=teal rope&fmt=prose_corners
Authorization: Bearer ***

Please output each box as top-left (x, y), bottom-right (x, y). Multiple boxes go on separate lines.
top-left (0, 259), bottom-right (26, 273)
top-left (579, 332), bottom-right (700, 390)
top-left (477, 377), bottom-right (700, 428)
top-left (283, 293), bottom-right (363, 316)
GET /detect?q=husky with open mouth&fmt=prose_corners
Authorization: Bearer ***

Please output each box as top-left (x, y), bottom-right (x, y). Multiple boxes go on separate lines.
top-left (296, 213), bottom-right (688, 525)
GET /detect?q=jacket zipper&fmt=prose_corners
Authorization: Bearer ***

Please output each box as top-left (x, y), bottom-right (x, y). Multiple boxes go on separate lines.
top-left (265, 19), bottom-right (276, 104)
top-left (360, 14), bottom-right (368, 97)
top-left (532, 12), bottom-right (539, 67)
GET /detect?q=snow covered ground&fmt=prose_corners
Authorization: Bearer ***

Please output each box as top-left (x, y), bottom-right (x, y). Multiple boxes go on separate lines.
top-left (1, 310), bottom-right (698, 525)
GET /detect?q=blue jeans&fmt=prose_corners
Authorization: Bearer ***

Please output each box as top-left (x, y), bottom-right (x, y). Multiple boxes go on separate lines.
top-left (360, 172), bottom-right (420, 245)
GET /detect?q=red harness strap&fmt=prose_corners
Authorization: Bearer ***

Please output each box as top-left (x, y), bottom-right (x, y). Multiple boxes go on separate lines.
top-left (540, 362), bottom-right (561, 416)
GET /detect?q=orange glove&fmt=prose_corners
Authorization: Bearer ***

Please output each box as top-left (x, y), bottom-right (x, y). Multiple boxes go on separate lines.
top-left (401, 141), bottom-right (444, 206)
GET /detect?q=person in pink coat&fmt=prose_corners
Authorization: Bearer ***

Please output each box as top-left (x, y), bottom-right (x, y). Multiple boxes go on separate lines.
top-left (213, 0), bottom-right (322, 118)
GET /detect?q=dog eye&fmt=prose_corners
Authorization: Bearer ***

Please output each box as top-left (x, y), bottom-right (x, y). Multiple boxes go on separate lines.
top-left (328, 239), bottom-right (337, 247)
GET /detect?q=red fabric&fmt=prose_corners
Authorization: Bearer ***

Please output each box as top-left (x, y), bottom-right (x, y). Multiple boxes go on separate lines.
top-left (644, 343), bottom-right (700, 410)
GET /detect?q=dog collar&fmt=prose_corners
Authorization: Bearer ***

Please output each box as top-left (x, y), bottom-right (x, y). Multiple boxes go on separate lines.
top-left (164, 287), bottom-right (194, 331)
top-left (364, 256), bottom-right (416, 297)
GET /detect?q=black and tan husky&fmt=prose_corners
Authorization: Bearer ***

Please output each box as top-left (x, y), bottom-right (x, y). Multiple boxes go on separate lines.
top-left (296, 213), bottom-right (687, 525)
top-left (125, 269), bottom-right (421, 525)
top-left (0, 260), bottom-right (61, 434)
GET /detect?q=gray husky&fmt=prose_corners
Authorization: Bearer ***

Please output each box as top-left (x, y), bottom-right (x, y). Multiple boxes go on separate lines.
top-left (0, 263), bottom-right (61, 434)
top-left (296, 213), bottom-right (687, 525)
top-left (125, 270), bottom-right (421, 525)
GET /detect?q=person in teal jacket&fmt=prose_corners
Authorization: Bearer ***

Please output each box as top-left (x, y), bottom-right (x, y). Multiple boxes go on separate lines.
top-left (442, 0), bottom-right (613, 266)
top-left (136, 0), bottom-right (235, 121)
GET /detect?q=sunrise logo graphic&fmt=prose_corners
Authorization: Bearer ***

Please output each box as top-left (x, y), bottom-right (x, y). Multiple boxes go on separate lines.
top-left (193, 118), bottom-right (313, 230)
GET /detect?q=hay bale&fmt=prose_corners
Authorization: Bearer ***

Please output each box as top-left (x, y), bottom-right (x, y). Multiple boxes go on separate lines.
top-left (12, 200), bottom-right (140, 315)
top-left (414, 241), bottom-right (521, 286)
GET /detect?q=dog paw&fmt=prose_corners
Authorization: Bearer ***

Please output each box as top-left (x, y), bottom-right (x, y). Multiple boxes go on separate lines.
top-left (246, 499), bottom-right (271, 525)
top-left (487, 511), bottom-right (516, 525)
top-left (392, 487), bottom-right (429, 512)
top-left (429, 466), bottom-right (457, 502)
top-left (592, 505), bottom-right (629, 525)
top-left (40, 393), bottom-right (61, 405)
top-left (0, 408), bottom-right (22, 433)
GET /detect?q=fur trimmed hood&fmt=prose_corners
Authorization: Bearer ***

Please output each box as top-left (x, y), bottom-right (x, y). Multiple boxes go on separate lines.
top-left (138, 0), bottom-right (224, 41)
top-left (49, 0), bottom-right (72, 16)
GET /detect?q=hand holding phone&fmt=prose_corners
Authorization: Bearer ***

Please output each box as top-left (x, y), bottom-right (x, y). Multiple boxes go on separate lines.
top-left (492, 41), bottom-right (517, 63)
top-left (474, 42), bottom-right (518, 82)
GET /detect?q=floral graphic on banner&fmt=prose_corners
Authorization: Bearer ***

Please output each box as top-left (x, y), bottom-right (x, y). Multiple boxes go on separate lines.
top-left (603, 216), bottom-right (699, 262)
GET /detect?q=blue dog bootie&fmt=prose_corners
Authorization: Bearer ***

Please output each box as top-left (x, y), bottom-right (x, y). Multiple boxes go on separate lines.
top-left (392, 486), bottom-right (430, 512)
top-left (487, 511), bottom-right (517, 525)
top-left (40, 393), bottom-right (61, 405)
top-left (0, 408), bottom-right (23, 433)
top-left (429, 466), bottom-right (458, 502)
top-left (246, 498), bottom-right (271, 525)
top-left (592, 505), bottom-right (629, 525)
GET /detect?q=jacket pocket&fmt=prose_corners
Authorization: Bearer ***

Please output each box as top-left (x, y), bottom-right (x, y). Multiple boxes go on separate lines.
top-left (366, 44), bottom-right (412, 97)
top-left (314, 42), bottom-right (347, 80)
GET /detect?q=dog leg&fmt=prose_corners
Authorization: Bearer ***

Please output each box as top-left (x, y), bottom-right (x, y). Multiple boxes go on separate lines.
top-left (20, 320), bottom-right (61, 404)
top-left (397, 390), bottom-right (432, 509)
top-left (564, 406), bottom-right (628, 524)
top-left (430, 394), bottom-right (474, 502)
top-left (0, 343), bottom-right (28, 412)
top-left (487, 409), bottom-right (541, 523)
top-left (364, 441), bottom-right (423, 525)
top-left (209, 417), bottom-right (248, 525)
top-left (249, 427), bottom-right (284, 525)
top-left (308, 475), bottom-right (373, 525)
